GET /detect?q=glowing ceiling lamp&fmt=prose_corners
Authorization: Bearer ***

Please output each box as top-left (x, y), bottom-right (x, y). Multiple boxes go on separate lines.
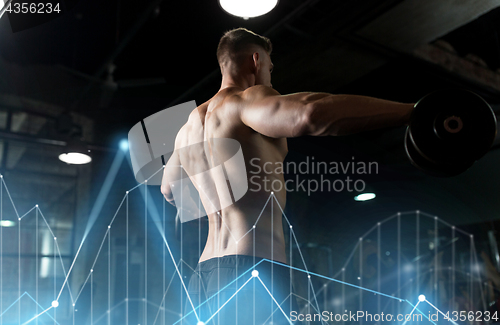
top-left (59, 152), bottom-right (92, 165)
top-left (59, 140), bottom-right (92, 165)
top-left (0, 220), bottom-right (16, 227)
top-left (354, 193), bottom-right (376, 202)
top-left (219, 0), bottom-right (279, 19)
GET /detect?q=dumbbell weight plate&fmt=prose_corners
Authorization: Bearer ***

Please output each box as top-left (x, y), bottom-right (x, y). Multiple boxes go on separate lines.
top-left (409, 89), bottom-right (497, 165)
top-left (405, 128), bottom-right (474, 177)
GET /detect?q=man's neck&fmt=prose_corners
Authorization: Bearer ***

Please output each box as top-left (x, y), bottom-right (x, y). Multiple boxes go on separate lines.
top-left (220, 73), bottom-right (254, 91)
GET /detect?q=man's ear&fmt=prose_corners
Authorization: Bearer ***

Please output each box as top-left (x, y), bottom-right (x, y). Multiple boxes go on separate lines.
top-left (251, 52), bottom-right (260, 72)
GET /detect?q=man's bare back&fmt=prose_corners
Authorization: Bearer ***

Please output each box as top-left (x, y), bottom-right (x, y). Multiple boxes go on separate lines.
top-left (164, 86), bottom-right (290, 263)
top-left (161, 28), bottom-right (413, 268)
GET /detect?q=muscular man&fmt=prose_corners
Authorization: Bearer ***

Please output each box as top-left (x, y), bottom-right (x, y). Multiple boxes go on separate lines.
top-left (161, 28), bottom-right (413, 324)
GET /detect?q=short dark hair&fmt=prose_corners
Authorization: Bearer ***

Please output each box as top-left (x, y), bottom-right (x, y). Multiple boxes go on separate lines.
top-left (216, 28), bottom-right (272, 67)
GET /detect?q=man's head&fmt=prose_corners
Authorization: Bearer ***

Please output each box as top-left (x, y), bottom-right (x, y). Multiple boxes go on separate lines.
top-left (217, 28), bottom-right (274, 87)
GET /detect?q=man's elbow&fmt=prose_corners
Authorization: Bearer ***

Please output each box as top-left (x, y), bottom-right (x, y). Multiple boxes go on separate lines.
top-left (291, 103), bottom-right (314, 137)
top-left (163, 193), bottom-right (176, 207)
top-left (166, 197), bottom-right (176, 207)
top-left (295, 102), bottom-right (340, 137)
top-left (161, 185), bottom-right (176, 206)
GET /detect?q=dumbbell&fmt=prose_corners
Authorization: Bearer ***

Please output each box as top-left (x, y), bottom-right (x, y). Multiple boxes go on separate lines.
top-left (405, 89), bottom-right (497, 177)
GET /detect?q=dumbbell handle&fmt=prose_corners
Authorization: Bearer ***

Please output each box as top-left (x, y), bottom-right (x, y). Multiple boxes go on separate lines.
top-left (442, 116), bottom-right (463, 134)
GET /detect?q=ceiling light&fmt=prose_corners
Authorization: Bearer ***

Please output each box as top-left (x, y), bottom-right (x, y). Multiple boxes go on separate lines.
top-left (354, 193), bottom-right (376, 201)
top-left (219, 0), bottom-right (278, 19)
top-left (0, 220), bottom-right (16, 227)
top-left (59, 140), bottom-right (92, 165)
top-left (59, 152), bottom-right (92, 165)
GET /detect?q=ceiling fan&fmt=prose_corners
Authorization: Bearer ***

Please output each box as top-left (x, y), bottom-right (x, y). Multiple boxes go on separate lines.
top-left (57, 62), bottom-right (166, 107)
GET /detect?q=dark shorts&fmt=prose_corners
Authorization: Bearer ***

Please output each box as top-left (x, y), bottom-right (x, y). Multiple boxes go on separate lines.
top-left (182, 255), bottom-right (298, 325)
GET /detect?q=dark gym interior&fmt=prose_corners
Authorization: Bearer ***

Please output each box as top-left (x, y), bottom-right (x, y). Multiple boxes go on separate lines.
top-left (1, 0), bottom-right (500, 324)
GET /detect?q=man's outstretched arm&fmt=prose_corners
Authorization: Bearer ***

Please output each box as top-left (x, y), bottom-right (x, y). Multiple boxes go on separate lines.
top-left (239, 85), bottom-right (413, 138)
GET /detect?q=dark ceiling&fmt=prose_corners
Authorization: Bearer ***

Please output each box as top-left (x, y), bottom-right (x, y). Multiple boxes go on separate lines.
top-left (0, 0), bottom-right (499, 230)
top-left (2, 0), bottom-right (500, 140)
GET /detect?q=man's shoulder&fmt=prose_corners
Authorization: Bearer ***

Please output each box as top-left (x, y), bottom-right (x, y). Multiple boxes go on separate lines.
top-left (214, 86), bottom-right (279, 111)
top-left (241, 85), bottom-right (280, 100)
